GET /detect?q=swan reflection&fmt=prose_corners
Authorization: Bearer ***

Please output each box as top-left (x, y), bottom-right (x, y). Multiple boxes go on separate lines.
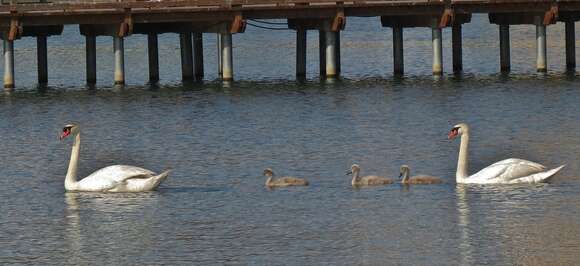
top-left (455, 184), bottom-right (474, 265)
top-left (64, 192), bottom-right (161, 263)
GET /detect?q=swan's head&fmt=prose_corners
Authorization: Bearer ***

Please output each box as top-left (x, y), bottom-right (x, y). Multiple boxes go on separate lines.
top-left (346, 164), bottom-right (360, 176)
top-left (448, 123), bottom-right (469, 140)
top-left (399, 165), bottom-right (410, 179)
top-left (263, 168), bottom-right (274, 177)
top-left (60, 123), bottom-right (79, 140)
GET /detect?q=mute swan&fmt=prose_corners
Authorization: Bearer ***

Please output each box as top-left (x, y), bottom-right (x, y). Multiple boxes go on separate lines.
top-left (399, 165), bottom-right (443, 185)
top-left (347, 164), bottom-right (394, 187)
top-left (263, 168), bottom-right (309, 187)
top-left (60, 123), bottom-right (171, 192)
top-left (448, 123), bottom-right (564, 184)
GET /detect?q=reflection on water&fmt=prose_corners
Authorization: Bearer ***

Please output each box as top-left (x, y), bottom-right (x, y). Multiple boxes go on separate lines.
top-left (455, 185), bottom-right (474, 265)
top-left (1, 76), bottom-right (580, 264)
top-left (63, 193), bottom-right (162, 265)
top-left (454, 184), bottom-right (580, 265)
top-left (1, 15), bottom-right (580, 264)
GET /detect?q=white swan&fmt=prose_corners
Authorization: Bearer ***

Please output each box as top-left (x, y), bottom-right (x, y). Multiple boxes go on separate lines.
top-left (60, 123), bottom-right (171, 192)
top-left (448, 123), bottom-right (564, 184)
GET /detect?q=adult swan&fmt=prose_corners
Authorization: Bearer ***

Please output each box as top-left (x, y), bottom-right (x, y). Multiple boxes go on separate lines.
top-left (60, 123), bottom-right (171, 192)
top-left (448, 123), bottom-right (564, 184)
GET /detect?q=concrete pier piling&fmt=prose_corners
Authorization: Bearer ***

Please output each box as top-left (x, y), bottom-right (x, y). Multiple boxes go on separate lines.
top-left (85, 35), bottom-right (97, 84)
top-left (3, 39), bottom-right (14, 89)
top-left (113, 36), bottom-right (125, 85)
top-left (193, 32), bottom-right (204, 80)
top-left (319, 30), bottom-right (326, 77)
top-left (179, 33), bottom-right (194, 81)
top-left (499, 24), bottom-right (510, 72)
top-left (432, 27), bottom-right (443, 75)
top-left (147, 33), bottom-right (159, 83)
top-left (2, 0), bottom-right (580, 84)
top-left (536, 23), bottom-right (547, 72)
top-left (221, 33), bottom-right (233, 81)
top-left (565, 21), bottom-right (576, 70)
top-left (452, 25), bottom-right (462, 73)
top-left (296, 28), bottom-right (307, 78)
top-left (217, 33), bottom-right (222, 78)
top-left (37, 36), bottom-right (48, 84)
top-left (393, 26), bottom-right (404, 75)
top-left (336, 31), bottom-right (341, 75)
top-left (325, 30), bottom-right (338, 78)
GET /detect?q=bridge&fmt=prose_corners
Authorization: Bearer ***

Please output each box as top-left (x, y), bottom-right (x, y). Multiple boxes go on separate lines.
top-left (0, 0), bottom-right (579, 88)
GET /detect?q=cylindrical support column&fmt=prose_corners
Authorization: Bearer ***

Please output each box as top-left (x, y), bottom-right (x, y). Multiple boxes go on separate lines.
top-left (221, 33), bottom-right (233, 81)
top-left (319, 30), bottom-right (326, 77)
top-left (180, 33), bottom-right (194, 81)
top-left (499, 24), bottom-right (511, 72)
top-left (193, 32), bottom-right (204, 80)
top-left (147, 33), bottom-right (159, 83)
top-left (37, 35), bottom-right (48, 84)
top-left (565, 21), bottom-right (576, 70)
top-left (432, 27), bottom-right (443, 75)
top-left (85, 35), bottom-right (97, 84)
top-left (336, 31), bottom-right (341, 75)
top-left (3, 39), bottom-right (14, 89)
top-left (113, 36), bottom-right (125, 85)
top-left (452, 25), bottom-right (462, 73)
top-left (296, 28), bottom-right (307, 78)
top-left (217, 33), bottom-right (222, 78)
top-left (325, 30), bottom-right (338, 78)
top-left (536, 24), bottom-right (547, 72)
top-left (393, 26), bottom-right (404, 75)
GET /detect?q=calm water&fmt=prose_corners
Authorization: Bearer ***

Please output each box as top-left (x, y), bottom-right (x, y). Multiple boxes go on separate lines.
top-left (1, 15), bottom-right (580, 265)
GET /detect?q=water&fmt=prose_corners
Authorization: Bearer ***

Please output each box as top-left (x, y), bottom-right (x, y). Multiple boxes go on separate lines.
top-left (1, 15), bottom-right (580, 265)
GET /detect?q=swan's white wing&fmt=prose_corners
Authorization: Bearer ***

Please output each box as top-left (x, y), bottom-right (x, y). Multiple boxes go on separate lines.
top-left (469, 158), bottom-right (546, 183)
top-left (77, 165), bottom-right (156, 191)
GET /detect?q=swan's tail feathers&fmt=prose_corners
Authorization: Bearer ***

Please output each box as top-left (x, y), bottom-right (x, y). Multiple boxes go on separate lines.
top-left (538, 164), bottom-right (565, 183)
top-left (152, 169), bottom-right (171, 188)
top-left (512, 164), bottom-right (565, 184)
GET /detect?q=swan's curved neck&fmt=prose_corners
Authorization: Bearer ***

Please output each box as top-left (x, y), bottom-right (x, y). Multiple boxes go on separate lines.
top-left (65, 133), bottom-right (80, 191)
top-left (401, 170), bottom-right (410, 183)
top-left (351, 169), bottom-right (360, 185)
top-left (457, 132), bottom-right (469, 181)
top-left (265, 175), bottom-right (274, 186)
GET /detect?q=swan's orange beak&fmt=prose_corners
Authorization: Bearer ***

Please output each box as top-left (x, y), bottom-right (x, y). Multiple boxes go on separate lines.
top-left (448, 128), bottom-right (459, 140)
top-left (60, 129), bottom-right (71, 140)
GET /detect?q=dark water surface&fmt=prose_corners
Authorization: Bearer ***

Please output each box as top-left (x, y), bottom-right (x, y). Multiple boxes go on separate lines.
top-left (1, 15), bottom-right (580, 265)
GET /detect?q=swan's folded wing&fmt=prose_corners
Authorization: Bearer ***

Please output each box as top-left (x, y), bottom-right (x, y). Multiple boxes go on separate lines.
top-left (471, 158), bottom-right (546, 182)
top-left (90, 165), bottom-right (156, 181)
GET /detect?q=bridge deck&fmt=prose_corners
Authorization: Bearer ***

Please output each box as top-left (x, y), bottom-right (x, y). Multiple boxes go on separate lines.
top-left (1, 0), bottom-right (579, 26)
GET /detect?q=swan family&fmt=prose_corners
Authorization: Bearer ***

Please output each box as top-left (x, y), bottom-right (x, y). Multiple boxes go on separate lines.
top-left (59, 122), bottom-right (565, 192)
